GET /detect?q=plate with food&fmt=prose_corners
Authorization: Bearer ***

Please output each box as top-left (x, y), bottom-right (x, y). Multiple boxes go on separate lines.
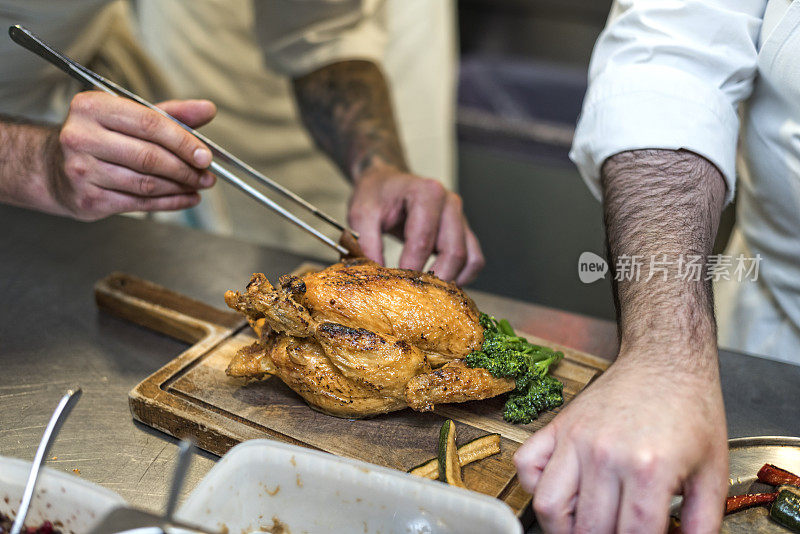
top-left (669, 436), bottom-right (800, 533)
top-left (0, 456), bottom-right (125, 534)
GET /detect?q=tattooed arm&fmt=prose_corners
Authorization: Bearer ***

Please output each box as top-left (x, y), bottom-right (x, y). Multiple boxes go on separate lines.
top-left (0, 95), bottom-right (217, 220)
top-left (515, 149), bottom-right (729, 533)
top-left (291, 60), bottom-right (406, 179)
top-left (292, 60), bottom-right (484, 284)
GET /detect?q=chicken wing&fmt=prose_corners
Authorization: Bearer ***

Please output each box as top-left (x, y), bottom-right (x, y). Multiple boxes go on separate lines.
top-left (261, 333), bottom-right (405, 417)
top-left (315, 322), bottom-right (431, 395)
top-left (404, 360), bottom-right (515, 412)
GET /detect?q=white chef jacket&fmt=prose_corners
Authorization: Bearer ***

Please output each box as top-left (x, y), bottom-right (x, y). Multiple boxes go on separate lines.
top-left (570, 0), bottom-right (800, 364)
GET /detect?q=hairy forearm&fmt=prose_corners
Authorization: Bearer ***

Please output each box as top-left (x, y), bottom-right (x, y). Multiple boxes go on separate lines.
top-left (601, 149), bottom-right (726, 365)
top-left (291, 60), bottom-right (409, 181)
top-left (0, 115), bottom-right (64, 215)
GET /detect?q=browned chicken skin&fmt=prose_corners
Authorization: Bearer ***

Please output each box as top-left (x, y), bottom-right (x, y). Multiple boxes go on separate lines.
top-left (224, 259), bottom-right (514, 418)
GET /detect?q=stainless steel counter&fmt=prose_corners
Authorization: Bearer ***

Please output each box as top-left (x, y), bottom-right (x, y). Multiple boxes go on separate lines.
top-left (0, 204), bottom-right (798, 525)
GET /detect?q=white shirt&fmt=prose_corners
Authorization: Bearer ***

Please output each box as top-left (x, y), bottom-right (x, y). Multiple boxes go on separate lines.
top-left (570, 0), bottom-right (800, 364)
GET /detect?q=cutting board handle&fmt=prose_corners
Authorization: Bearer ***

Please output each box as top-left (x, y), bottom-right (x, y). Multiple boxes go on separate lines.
top-left (94, 272), bottom-right (244, 344)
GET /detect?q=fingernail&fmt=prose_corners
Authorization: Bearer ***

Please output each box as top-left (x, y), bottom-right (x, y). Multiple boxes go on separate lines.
top-left (193, 147), bottom-right (212, 167)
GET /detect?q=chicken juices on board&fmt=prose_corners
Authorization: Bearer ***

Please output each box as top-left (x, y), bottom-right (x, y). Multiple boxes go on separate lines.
top-left (224, 259), bottom-right (514, 418)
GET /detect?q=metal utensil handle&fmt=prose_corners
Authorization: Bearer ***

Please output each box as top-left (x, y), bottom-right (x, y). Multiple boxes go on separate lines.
top-left (164, 440), bottom-right (193, 521)
top-left (8, 25), bottom-right (353, 255)
top-left (210, 162), bottom-right (348, 255)
top-left (10, 388), bottom-right (82, 534)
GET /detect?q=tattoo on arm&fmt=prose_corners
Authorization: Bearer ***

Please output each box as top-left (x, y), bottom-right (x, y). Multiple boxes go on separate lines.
top-left (292, 60), bottom-right (409, 181)
top-left (601, 149), bottom-right (726, 358)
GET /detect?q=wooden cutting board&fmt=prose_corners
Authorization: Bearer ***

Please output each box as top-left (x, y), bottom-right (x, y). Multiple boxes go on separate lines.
top-left (94, 266), bottom-right (610, 525)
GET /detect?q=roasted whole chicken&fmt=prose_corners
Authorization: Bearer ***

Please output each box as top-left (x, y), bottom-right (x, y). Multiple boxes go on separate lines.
top-left (224, 259), bottom-right (514, 418)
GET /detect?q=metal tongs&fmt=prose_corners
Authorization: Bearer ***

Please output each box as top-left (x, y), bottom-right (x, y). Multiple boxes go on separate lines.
top-left (9, 24), bottom-right (357, 257)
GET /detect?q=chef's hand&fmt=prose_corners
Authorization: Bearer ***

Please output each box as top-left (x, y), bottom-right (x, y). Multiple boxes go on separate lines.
top-left (347, 162), bottom-right (485, 285)
top-left (51, 91), bottom-right (217, 221)
top-left (514, 347), bottom-right (728, 534)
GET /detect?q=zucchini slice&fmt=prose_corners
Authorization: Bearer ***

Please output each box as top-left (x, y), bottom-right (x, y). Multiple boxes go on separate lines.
top-left (459, 433), bottom-right (501, 465)
top-left (408, 433), bottom-right (501, 479)
top-left (408, 458), bottom-right (439, 479)
top-left (437, 420), bottom-right (466, 487)
top-left (771, 488), bottom-right (800, 533)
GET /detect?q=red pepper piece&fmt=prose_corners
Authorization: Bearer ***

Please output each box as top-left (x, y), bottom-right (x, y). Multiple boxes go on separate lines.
top-left (725, 492), bottom-right (779, 514)
top-left (758, 463), bottom-right (800, 487)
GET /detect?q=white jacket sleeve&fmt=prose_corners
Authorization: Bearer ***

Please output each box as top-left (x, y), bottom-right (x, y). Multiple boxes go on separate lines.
top-left (569, 0), bottom-right (767, 203)
top-left (253, 0), bottom-right (387, 77)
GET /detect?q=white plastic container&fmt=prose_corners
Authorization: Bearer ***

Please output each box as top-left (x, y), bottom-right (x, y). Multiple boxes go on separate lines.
top-left (176, 439), bottom-right (522, 534)
top-left (0, 457), bottom-right (126, 533)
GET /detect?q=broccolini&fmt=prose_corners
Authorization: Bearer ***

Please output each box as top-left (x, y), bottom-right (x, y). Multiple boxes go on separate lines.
top-left (465, 313), bottom-right (564, 424)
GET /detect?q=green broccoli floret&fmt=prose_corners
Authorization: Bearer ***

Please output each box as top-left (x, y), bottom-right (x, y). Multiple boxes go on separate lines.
top-left (465, 313), bottom-right (564, 424)
top-left (503, 375), bottom-right (564, 424)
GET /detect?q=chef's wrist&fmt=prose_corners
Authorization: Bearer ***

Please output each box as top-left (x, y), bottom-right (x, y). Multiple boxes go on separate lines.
top-left (0, 121), bottom-right (68, 217)
top-left (616, 323), bottom-right (720, 378)
top-left (38, 126), bottom-right (73, 216)
top-left (614, 265), bottom-right (719, 361)
top-left (350, 156), bottom-right (406, 187)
